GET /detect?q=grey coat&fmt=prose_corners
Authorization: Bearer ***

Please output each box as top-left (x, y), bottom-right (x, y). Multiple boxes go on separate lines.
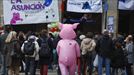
top-left (125, 42), bottom-right (134, 64)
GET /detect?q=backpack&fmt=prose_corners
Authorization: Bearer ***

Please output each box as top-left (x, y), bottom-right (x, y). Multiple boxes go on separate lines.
top-left (23, 40), bottom-right (35, 55)
top-left (39, 38), bottom-right (51, 58)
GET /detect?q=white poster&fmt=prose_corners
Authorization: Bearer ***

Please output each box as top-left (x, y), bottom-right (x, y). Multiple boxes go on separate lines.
top-left (67, 0), bottom-right (102, 13)
top-left (3, 0), bottom-right (59, 25)
top-left (118, 0), bottom-right (134, 10)
top-left (107, 16), bottom-right (114, 33)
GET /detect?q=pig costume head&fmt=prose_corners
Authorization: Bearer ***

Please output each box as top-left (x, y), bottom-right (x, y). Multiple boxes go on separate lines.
top-left (59, 23), bottom-right (79, 39)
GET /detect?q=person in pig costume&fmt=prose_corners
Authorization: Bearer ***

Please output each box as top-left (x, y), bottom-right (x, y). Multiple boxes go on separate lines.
top-left (56, 23), bottom-right (81, 75)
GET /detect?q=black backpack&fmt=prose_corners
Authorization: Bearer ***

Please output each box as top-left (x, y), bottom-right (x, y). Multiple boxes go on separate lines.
top-left (23, 40), bottom-right (35, 55)
top-left (39, 38), bottom-right (50, 58)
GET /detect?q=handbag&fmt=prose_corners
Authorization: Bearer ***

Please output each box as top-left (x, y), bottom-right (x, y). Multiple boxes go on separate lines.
top-left (93, 54), bottom-right (98, 67)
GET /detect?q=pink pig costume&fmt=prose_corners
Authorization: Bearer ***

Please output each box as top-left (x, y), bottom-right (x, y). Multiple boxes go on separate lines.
top-left (56, 23), bottom-right (81, 75)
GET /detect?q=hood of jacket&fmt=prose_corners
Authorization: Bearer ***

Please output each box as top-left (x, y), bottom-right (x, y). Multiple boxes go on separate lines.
top-left (82, 38), bottom-right (92, 45)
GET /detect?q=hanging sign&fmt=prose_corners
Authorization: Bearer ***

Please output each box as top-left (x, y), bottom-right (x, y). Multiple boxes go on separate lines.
top-left (3, 0), bottom-right (59, 25)
top-left (67, 0), bottom-right (102, 13)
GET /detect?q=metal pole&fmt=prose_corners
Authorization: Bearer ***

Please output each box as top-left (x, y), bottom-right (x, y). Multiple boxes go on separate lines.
top-left (102, 0), bottom-right (107, 33)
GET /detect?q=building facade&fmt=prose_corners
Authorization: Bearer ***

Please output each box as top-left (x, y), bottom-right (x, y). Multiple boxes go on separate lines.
top-left (0, 0), bottom-right (3, 26)
top-left (0, 0), bottom-right (2, 16)
top-left (0, 0), bottom-right (134, 35)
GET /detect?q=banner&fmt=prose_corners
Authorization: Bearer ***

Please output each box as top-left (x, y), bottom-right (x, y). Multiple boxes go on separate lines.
top-left (67, 0), bottom-right (102, 13)
top-left (3, 0), bottom-right (59, 25)
top-left (107, 16), bottom-right (114, 33)
top-left (118, 0), bottom-right (134, 10)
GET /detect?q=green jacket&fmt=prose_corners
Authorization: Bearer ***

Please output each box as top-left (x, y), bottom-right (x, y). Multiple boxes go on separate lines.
top-left (0, 32), bottom-right (9, 54)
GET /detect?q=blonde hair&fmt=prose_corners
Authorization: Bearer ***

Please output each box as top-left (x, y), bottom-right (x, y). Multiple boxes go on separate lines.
top-left (5, 31), bottom-right (17, 43)
top-left (124, 35), bottom-right (133, 43)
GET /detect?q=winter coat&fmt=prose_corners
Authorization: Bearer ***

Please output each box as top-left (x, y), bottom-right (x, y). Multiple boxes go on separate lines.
top-left (0, 32), bottom-right (11, 67)
top-left (10, 39), bottom-right (22, 66)
top-left (21, 35), bottom-right (40, 60)
top-left (81, 38), bottom-right (96, 55)
top-left (96, 35), bottom-right (114, 58)
top-left (3, 39), bottom-right (21, 67)
top-left (111, 47), bottom-right (127, 68)
top-left (125, 42), bottom-right (134, 64)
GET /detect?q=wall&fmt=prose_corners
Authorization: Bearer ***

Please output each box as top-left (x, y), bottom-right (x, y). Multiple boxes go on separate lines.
top-left (0, 0), bottom-right (3, 26)
top-left (0, 0), bottom-right (2, 16)
top-left (107, 0), bottom-right (118, 36)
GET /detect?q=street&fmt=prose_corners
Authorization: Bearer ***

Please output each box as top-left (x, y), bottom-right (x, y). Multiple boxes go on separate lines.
top-left (20, 69), bottom-right (57, 75)
top-left (1, 68), bottom-right (130, 75)
top-left (19, 69), bottom-right (100, 75)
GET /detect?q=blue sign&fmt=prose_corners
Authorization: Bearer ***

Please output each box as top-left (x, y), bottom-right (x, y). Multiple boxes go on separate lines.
top-left (82, 2), bottom-right (92, 10)
top-left (44, 0), bottom-right (52, 7)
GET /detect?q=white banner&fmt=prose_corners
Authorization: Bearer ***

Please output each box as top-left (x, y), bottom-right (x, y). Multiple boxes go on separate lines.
top-left (67, 0), bottom-right (102, 13)
top-left (118, 0), bottom-right (134, 10)
top-left (3, 0), bottom-right (59, 25)
top-left (107, 16), bottom-right (114, 33)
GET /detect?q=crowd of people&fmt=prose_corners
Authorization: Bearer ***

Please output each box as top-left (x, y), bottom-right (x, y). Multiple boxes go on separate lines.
top-left (0, 25), bottom-right (134, 75)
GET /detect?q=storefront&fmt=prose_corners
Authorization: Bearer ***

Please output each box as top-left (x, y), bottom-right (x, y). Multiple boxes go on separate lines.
top-left (12, 23), bottom-right (47, 33)
top-left (118, 10), bottom-right (134, 34)
top-left (118, 0), bottom-right (134, 35)
top-left (63, 13), bottom-right (102, 34)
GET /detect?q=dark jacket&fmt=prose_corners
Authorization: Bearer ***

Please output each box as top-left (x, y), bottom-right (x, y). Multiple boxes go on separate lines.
top-left (38, 36), bottom-right (53, 65)
top-left (96, 35), bottom-right (114, 58)
top-left (0, 32), bottom-right (9, 54)
top-left (111, 47), bottom-right (127, 68)
top-left (53, 36), bottom-right (61, 49)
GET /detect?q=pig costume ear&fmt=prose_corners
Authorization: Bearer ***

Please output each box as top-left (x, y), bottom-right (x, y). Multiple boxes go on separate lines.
top-left (59, 22), bottom-right (63, 29)
top-left (72, 23), bottom-right (79, 29)
top-left (59, 22), bottom-right (79, 29)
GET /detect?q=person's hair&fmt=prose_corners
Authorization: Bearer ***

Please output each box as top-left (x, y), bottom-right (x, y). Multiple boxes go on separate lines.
top-left (86, 32), bottom-right (94, 38)
top-left (4, 25), bottom-right (13, 33)
top-left (18, 31), bottom-right (26, 40)
top-left (40, 29), bottom-right (48, 37)
top-left (128, 36), bottom-right (133, 41)
top-left (5, 31), bottom-right (17, 43)
top-left (115, 41), bottom-right (122, 49)
top-left (49, 33), bottom-right (54, 38)
top-left (125, 35), bottom-right (133, 42)
top-left (103, 29), bottom-right (109, 36)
